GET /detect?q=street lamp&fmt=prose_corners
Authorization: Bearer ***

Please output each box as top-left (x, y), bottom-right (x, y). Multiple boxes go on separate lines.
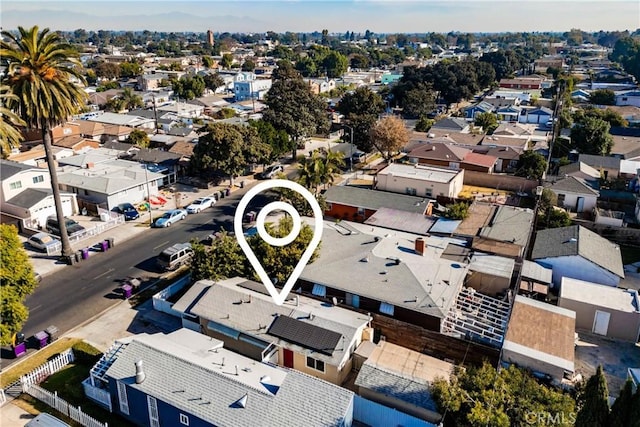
top-left (343, 124), bottom-right (354, 172)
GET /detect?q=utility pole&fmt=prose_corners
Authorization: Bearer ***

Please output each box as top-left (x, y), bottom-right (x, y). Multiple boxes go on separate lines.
top-left (151, 94), bottom-right (159, 134)
top-left (343, 124), bottom-right (354, 172)
top-left (143, 162), bottom-right (153, 227)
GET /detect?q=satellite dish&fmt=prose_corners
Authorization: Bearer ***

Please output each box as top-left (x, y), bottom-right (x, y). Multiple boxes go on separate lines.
top-left (332, 297), bottom-right (338, 306)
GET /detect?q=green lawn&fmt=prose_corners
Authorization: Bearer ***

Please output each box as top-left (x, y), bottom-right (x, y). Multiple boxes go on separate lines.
top-left (620, 245), bottom-right (640, 265)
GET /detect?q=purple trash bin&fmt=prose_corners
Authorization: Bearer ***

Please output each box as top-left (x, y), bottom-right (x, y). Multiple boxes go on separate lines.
top-left (13, 342), bottom-right (27, 358)
top-left (81, 248), bottom-right (89, 260)
top-left (34, 331), bottom-right (49, 349)
top-left (122, 284), bottom-right (133, 299)
top-left (100, 240), bottom-right (109, 252)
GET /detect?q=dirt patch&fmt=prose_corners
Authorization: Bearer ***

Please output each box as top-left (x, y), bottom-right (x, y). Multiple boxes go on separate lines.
top-left (574, 330), bottom-right (640, 395)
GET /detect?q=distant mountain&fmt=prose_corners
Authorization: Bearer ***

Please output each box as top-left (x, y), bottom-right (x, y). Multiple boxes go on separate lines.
top-left (1, 9), bottom-right (269, 33)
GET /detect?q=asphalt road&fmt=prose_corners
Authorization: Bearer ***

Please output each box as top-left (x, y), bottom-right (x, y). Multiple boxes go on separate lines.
top-left (1, 183), bottom-right (276, 365)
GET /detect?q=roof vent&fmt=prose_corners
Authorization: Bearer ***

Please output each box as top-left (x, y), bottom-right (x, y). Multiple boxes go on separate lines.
top-left (569, 238), bottom-right (577, 243)
top-left (235, 393), bottom-right (248, 408)
top-left (260, 375), bottom-right (271, 384)
top-left (135, 360), bottom-right (146, 384)
top-left (360, 256), bottom-right (369, 263)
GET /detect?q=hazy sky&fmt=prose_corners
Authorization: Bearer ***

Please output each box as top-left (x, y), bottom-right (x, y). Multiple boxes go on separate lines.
top-left (2, 1), bottom-right (639, 33)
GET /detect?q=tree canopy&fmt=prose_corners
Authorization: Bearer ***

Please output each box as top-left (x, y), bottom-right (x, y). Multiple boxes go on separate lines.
top-left (337, 87), bottom-right (384, 152)
top-left (125, 129), bottom-right (151, 148)
top-left (0, 224), bottom-right (38, 345)
top-left (0, 85), bottom-right (25, 157)
top-left (514, 150), bottom-right (547, 180)
top-left (570, 115), bottom-right (614, 155)
top-left (248, 119), bottom-right (293, 162)
top-left (171, 75), bottom-right (206, 100)
top-left (589, 89), bottom-right (616, 106)
top-left (474, 112), bottom-right (498, 134)
top-left (368, 115), bottom-right (409, 161)
top-left (575, 365), bottom-right (610, 426)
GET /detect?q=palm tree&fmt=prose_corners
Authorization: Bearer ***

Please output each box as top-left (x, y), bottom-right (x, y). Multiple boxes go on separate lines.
top-left (2, 26), bottom-right (88, 258)
top-left (320, 149), bottom-right (345, 190)
top-left (297, 149), bottom-right (345, 194)
top-left (120, 87), bottom-right (143, 111)
top-left (0, 85), bottom-right (26, 158)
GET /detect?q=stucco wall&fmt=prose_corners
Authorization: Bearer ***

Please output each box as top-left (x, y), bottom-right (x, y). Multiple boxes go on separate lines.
top-left (536, 255), bottom-right (621, 288)
top-left (557, 297), bottom-right (640, 342)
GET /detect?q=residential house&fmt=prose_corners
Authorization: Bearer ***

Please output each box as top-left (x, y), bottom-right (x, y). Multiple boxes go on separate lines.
top-left (380, 74), bottom-right (403, 85)
top-left (87, 112), bottom-right (156, 130)
top-left (375, 163), bottom-right (464, 198)
top-left (481, 135), bottom-right (530, 152)
top-left (606, 106), bottom-right (640, 127)
top-left (499, 77), bottom-right (544, 90)
top-left (234, 79), bottom-right (272, 101)
top-left (467, 204), bottom-right (535, 259)
top-left (615, 90), bottom-right (640, 107)
top-left (467, 253), bottom-right (515, 296)
top-left (137, 72), bottom-right (171, 91)
top-left (547, 176), bottom-right (599, 213)
top-left (461, 152), bottom-right (497, 173)
top-left (464, 101), bottom-right (494, 120)
top-left (490, 90), bottom-right (533, 105)
top-left (323, 186), bottom-right (431, 222)
top-left (519, 106), bottom-right (553, 124)
top-left (304, 78), bottom-right (336, 94)
top-left (84, 329), bottom-right (355, 427)
top-left (419, 130), bottom-right (485, 147)
top-left (534, 57), bottom-right (565, 72)
top-left (501, 296), bottom-right (576, 382)
top-left (172, 277), bottom-right (371, 386)
top-left (473, 146), bottom-right (521, 173)
top-left (430, 117), bottom-right (471, 133)
top-left (610, 127), bottom-right (640, 160)
top-left (531, 225), bottom-right (625, 287)
top-left (571, 89), bottom-right (591, 103)
top-left (558, 277), bottom-right (640, 342)
top-left (298, 220), bottom-right (505, 365)
top-left (88, 89), bottom-right (123, 107)
top-left (557, 161), bottom-right (601, 183)
top-left (0, 159), bottom-right (78, 229)
top-left (56, 158), bottom-right (166, 210)
top-left (52, 135), bottom-right (100, 153)
top-left (354, 341), bottom-right (453, 424)
top-left (157, 102), bottom-right (205, 119)
top-left (406, 142), bottom-right (470, 169)
top-left (496, 105), bottom-right (523, 123)
top-left (363, 208), bottom-right (437, 236)
top-left (578, 154), bottom-right (621, 179)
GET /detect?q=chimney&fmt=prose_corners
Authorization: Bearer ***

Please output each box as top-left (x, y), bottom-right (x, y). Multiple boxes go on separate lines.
top-left (415, 237), bottom-right (425, 256)
top-left (135, 360), bottom-right (146, 384)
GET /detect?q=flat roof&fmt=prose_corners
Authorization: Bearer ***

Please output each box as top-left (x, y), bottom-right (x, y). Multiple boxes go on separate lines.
top-left (366, 341), bottom-right (453, 383)
top-left (521, 260), bottom-right (552, 284)
top-left (323, 186), bottom-right (428, 214)
top-left (454, 202), bottom-right (496, 238)
top-left (364, 207), bottom-right (436, 235)
top-left (504, 296), bottom-right (575, 368)
top-left (378, 163), bottom-right (462, 183)
top-left (560, 277), bottom-right (640, 313)
top-left (469, 253), bottom-right (515, 279)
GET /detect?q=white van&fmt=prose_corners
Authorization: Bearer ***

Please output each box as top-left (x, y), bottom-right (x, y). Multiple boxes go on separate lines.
top-left (25, 413), bottom-right (70, 427)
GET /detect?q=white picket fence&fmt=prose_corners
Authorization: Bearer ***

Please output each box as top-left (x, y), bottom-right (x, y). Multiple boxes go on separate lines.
top-left (24, 384), bottom-right (108, 427)
top-left (20, 349), bottom-right (75, 390)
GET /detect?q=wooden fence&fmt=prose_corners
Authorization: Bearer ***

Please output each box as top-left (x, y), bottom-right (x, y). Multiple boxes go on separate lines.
top-left (24, 384), bottom-right (108, 427)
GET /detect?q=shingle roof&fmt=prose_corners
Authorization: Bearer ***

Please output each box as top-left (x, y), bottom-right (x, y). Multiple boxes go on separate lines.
top-left (0, 159), bottom-right (37, 180)
top-left (6, 188), bottom-right (53, 208)
top-left (431, 117), bottom-right (469, 131)
top-left (364, 208), bottom-right (436, 235)
top-left (578, 154), bottom-right (621, 170)
top-left (531, 225), bottom-right (624, 278)
top-left (105, 329), bottom-right (354, 427)
top-left (407, 142), bottom-right (470, 162)
top-left (323, 186), bottom-right (429, 214)
top-left (478, 205), bottom-right (534, 247)
top-left (549, 176), bottom-right (599, 195)
top-left (462, 152), bottom-right (497, 168)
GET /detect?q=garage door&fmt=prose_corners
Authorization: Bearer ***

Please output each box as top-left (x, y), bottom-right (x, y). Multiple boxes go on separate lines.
top-left (36, 198), bottom-right (73, 228)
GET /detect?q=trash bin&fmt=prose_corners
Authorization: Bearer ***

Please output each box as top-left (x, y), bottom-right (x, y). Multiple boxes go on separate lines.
top-left (107, 237), bottom-right (115, 249)
top-left (76, 250), bottom-right (83, 262)
top-left (219, 190), bottom-right (225, 199)
top-left (128, 278), bottom-right (141, 294)
top-left (240, 181), bottom-right (245, 189)
top-left (122, 284), bottom-right (133, 299)
top-left (81, 247), bottom-right (90, 260)
top-left (100, 240), bottom-right (109, 252)
top-left (245, 211), bottom-right (256, 223)
top-left (13, 342), bottom-right (27, 358)
top-left (67, 254), bottom-right (77, 265)
top-left (225, 188), bottom-right (231, 197)
top-left (34, 331), bottom-right (49, 349)
top-left (45, 325), bottom-right (59, 342)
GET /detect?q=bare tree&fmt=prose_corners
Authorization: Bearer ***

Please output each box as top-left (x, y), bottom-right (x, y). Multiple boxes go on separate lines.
top-left (368, 116), bottom-right (409, 162)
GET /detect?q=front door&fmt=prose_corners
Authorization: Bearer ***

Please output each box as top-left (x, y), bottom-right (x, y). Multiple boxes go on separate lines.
top-left (283, 349), bottom-right (294, 368)
top-left (593, 310), bottom-right (610, 336)
top-left (576, 197), bottom-right (585, 213)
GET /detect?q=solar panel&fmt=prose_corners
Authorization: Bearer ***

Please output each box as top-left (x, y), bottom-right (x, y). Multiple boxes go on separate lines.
top-left (268, 315), bottom-right (341, 356)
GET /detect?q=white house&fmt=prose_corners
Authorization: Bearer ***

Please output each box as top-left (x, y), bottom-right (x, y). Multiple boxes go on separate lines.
top-left (0, 159), bottom-right (78, 229)
top-left (375, 163), bottom-right (464, 198)
top-left (87, 112), bottom-right (156, 130)
top-left (547, 176), bottom-right (599, 213)
top-left (615, 90), bottom-right (640, 108)
top-left (234, 79), bottom-right (272, 101)
top-left (531, 225), bottom-right (625, 287)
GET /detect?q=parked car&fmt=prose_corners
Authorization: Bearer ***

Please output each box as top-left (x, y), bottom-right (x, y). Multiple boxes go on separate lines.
top-left (260, 164), bottom-right (284, 179)
top-left (157, 242), bottom-right (193, 271)
top-left (112, 202), bottom-right (140, 221)
top-left (27, 232), bottom-right (61, 253)
top-left (45, 215), bottom-right (85, 237)
top-left (186, 196), bottom-right (215, 214)
top-left (153, 209), bottom-right (187, 228)
top-left (351, 152), bottom-right (367, 164)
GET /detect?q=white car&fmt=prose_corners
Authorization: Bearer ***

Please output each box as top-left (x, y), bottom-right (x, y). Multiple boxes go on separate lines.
top-left (27, 232), bottom-right (61, 253)
top-left (186, 196), bottom-right (216, 214)
top-left (260, 164), bottom-right (284, 179)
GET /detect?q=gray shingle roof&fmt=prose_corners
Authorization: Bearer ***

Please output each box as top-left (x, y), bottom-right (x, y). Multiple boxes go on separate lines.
top-left (578, 154), bottom-right (621, 171)
top-left (105, 329), bottom-right (353, 427)
top-left (0, 159), bottom-right (37, 180)
top-left (478, 205), bottom-right (534, 247)
top-left (531, 225), bottom-right (624, 278)
top-left (323, 186), bottom-right (429, 214)
top-left (6, 188), bottom-right (52, 208)
top-left (549, 176), bottom-right (599, 195)
top-left (431, 117), bottom-right (469, 131)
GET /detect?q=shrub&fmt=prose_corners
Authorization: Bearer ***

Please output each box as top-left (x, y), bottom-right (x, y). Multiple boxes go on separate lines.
top-left (72, 341), bottom-right (102, 366)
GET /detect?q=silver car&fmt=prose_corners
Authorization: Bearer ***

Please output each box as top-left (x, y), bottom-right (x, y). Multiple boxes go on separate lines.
top-left (186, 196), bottom-right (215, 214)
top-left (153, 209), bottom-right (188, 228)
top-left (27, 232), bottom-right (61, 253)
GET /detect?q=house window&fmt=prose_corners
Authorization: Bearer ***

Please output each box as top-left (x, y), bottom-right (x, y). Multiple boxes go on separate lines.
top-left (357, 207), bottom-right (365, 216)
top-left (380, 302), bottom-right (395, 316)
top-left (306, 356), bottom-right (325, 373)
top-left (312, 284), bottom-right (326, 297)
top-left (147, 396), bottom-right (160, 427)
top-left (557, 193), bottom-right (566, 206)
top-left (9, 181), bottom-right (22, 190)
top-left (32, 175), bottom-right (44, 184)
top-left (449, 162), bottom-right (460, 170)
top-left (180, 414), bottom-right (189, 426)
top-left (622, 97), bottom-right (628, 101)
top-left (425, 188), bottom-right (433, 197)
top-left (117, 381), bottom-right (129, 415)
top-left (405, 187), bottom-right (417, 196)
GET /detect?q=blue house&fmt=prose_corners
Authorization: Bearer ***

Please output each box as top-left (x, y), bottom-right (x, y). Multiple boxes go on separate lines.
top-left (84, 329), bottom-right (355, 427)
top-left (464, 101), bottom-right (494, 120)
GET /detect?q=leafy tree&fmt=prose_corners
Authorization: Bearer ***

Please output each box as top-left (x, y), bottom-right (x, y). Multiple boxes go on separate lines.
top-left (576, 107), bottom-right (628, 128)
top-left (220, 53), bottom-right (234, 69)
top-left (608, 379), bottom-right (636, 427)
top-left (0, 224), bottom-right (38, 345)
top-left (432, 362), bottom-right (576, 427)
top-left (444, 202), bottom-right (470, 219)
top-left (2, 26), bottom-right (87, 258)
top-left (415, 117), bottom-right (434, 133)
top-left (295, 56), bottom-right (318, 77)
top-left (96, 81), bottom-right (120, 92)
top-left (94, 61), bottom-right (121, 79)
top-left (119, 87), bottom-right (143, 110)
top-left (201, 55), bottom-right (215, 68)
top-left (203, 72), bottom-right (225, 92)
top-left (337, 87), bottom-right (384, 151)
top-left (514, 150), bottom-right (547, 180)
top-left (401, 86), bottom-right (436, 119)
top-left (474, 112), bottom-right (498, 134)
top-left (350, 54), bottom-right (370, 70)
top-left (322, 51), bottom-right (348, 78)
top-left (368, 115), bottom-right (409, 161)
top-left (539, 206), bottom-right (572, 229)
top-left (172, 75), bottom-right (206, 100)
top-left (297, 149), bottom-right (344, 194)
top-left (248, 119), bottom-right (293, 162)
top-left (241, 59), bottom-right (256, 72)
top-left (0, 85), bottom-right (26, 158)
top-left (263, 70), bottom-right (329, 160)
top-left (190, 234), bottom-right (246, 282)
top-left (611, 37), bottom-right (640, 83)
top-left (570, 115), bottom-right (613, 155)
top-left (125, 129), bottom-right (150, 147)
top-left (191, 123), bottom-right (271, 185)
top-left (575, 365), bottom-right (610, 426)
top-left (247, 216), bottom-right (320, 285)
top-left (589, 89), bottom-right (616, 106)
top-left (119, 61), bottom-right (143, 78)
top-left (480, 49), bottom-right (523, 81)
top-left (105, 97), bottom-right (124, 113)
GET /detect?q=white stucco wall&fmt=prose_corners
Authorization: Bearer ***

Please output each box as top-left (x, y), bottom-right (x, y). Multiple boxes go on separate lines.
top-left (554, 191), bottom-right (597, 213)
top-left (535, 255), bottom-right (621, 288)
top-left (376, 170), bottom-right (463, 198)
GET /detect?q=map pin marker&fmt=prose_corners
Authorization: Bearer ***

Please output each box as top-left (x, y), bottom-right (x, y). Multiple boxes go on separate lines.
top-left (234, 179), bottom-right (323, 305)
